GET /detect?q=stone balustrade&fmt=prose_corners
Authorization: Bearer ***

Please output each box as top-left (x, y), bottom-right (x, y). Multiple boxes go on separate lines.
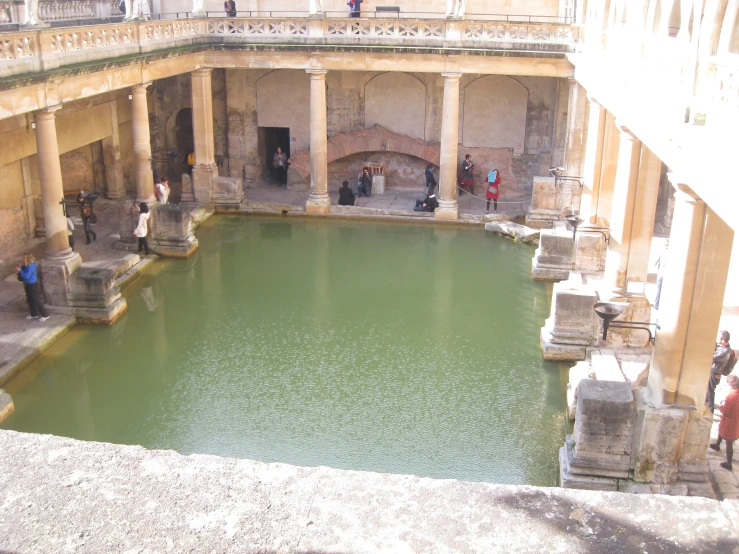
top-left (0, 0), bottom-right (121, 23)
top-left (0, 16), bottom-right (578, 78)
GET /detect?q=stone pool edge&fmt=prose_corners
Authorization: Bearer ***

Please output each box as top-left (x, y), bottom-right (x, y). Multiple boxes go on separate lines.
top-left (0, 429), bottom-right (738, 553)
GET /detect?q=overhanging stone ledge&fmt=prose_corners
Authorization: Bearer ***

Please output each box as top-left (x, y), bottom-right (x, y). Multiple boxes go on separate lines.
top-left (1, 429), bottom-right (738, 553)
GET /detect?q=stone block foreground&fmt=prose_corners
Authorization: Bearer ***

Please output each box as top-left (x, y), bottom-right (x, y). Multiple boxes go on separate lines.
top-left (1, 430), bottom-right (738, 553)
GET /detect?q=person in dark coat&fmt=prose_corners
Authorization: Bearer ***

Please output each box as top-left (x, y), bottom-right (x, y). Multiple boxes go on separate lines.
top-left (414, 189), bottom-right (439, 212)
top-left (77, 192), bottom-right (96, 244)
top-left (460, 153), bottom-right (474, 194)
top-left (708, 330), bottom-right (733, 412)
top-left (425, 164), bottom-right (437, 194)
top-left (711, 374), bottom-right (739, 470)
top-left (357, 167), bottom-right (373, 198)
top-left (224, 0), bottom-right (236, 16)
top-left (338, 180), bottom-right (355, 206)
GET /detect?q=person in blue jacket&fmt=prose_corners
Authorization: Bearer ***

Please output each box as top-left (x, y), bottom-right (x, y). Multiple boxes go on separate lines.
top-left (16, 252), bottom-right (49, 321)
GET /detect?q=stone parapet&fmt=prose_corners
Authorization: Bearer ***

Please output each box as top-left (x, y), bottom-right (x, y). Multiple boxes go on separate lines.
top-left (151, 204), bottom-right (199, 258)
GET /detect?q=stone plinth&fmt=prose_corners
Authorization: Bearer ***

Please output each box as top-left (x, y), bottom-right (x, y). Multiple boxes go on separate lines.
top-left (118, 200), bottom-right (140, 246)
top-left (540, 273), bottom-right (596, 361)
top-left (211, 176), bottom-right (244, 207)
top-left (566, 361), bottom-right (593, 420)
top-left (151, 205), bottom-right (199, 258)
top-left (68, 266), bottom-right (127, 324)
top-left (525, 176), bottom-right (582, 229)
top-left (574, 231), bottom-right (606, 273)
top-left (595, 292), bottom-right (652, 349)
top-left (531, 224), bottom-right (573, 281)
top-left (569, 380), bottom-right (636, 480)
top-left (38, 255), bottom-right (83, 308)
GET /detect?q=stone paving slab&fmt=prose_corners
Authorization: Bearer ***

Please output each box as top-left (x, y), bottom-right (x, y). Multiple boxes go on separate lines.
top-left (1, 430), bottom-right (738, 554)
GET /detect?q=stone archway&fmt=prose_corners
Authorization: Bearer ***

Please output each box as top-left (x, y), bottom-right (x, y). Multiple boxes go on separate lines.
top-left (288, 125), bottom-right (441, 182)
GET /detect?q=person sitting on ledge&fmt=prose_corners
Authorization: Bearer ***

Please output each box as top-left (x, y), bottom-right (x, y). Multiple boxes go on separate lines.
top-left (338, 180), bottom-right (356, 206)
top-left (413, 189), bottom-right (439, 212)
top-left (711, 373), bottom-right (739, 470)
top-left (357, 167), bottom-right (373, 198)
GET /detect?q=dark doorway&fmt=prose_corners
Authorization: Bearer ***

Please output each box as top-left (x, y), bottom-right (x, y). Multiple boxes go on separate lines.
top-left (173, 108), bottom-right (194, 182)
top-left (260, 127), bottom-right (290, 185)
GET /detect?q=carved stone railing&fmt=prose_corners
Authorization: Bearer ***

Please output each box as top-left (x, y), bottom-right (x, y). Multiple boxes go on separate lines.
top-left (0, 0), bottom-right (121, 23)
top-left (0, 17), bottom-right (577, 78)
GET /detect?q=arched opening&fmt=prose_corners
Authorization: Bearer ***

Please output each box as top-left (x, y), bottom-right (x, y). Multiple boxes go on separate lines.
top-left (364, 73), bottom-right (426, 140)
top-left (174, 108), bottom-right (193, 178)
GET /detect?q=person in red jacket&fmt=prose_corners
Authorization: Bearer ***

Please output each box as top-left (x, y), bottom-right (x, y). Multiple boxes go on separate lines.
top-left (486, 169), bottom-right (501, 213)
top-left (711, 374), bottom-right (739, 470)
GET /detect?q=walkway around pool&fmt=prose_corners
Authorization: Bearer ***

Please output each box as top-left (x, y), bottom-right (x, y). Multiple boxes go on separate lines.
top-left (0, 429), bottom-right (737, 553)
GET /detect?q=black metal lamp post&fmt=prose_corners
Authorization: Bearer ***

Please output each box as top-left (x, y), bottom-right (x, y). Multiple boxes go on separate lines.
top-left (594, 302), bottom-right (660, 344)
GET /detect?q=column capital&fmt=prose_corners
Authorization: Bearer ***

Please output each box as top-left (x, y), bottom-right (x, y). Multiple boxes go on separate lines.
top-left (192, 68), bottom-right (213, 77)
top-left (131, 82), bottom-right (152, 94)
top-left (35, 104), bottom-right (62, 121)
top-left (441, 72), bottom-right (462, 80)
top-left (616, 124), bottom-right (638, 141)
top-left (306, 68), bottom-right (328, 78)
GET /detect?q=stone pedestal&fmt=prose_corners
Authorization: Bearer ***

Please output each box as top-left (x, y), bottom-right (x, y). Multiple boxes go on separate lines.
top-left (573, 231), bottom-right (607, 273)
top-left (38, 255), bottom-right (83, 308)
top-left (68, 267), bottom-right (127, 324)
top-left (152, 205), bottom-right (199, 258)
top-left (180, 173), bottom-right (195, 203)
top-left (560, 380), bottom-right (636, 490)
top-left (525, 176), bottom-right (582, 229)
top-left (210, 176), bottom-right (244, 207)
top-left (595, 292), bottom-right (652, 349)
top-left (118, 200), bottom-right (140, 247)
top-left (540, 273), bottom-right (597, 361)
top-left (532, 224), bottom-right (573, 281)
top-left (192, 164), bottom-right (219, 204)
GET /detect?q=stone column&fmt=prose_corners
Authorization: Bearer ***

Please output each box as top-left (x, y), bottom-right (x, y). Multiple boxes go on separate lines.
top-left (435, 72), bottom-right (462, 221)
top-left (131, 83), bottom-right (155, 204)
top-left (305, 69), bottom-right (330, 215)
top-left (624, 145), bottom-right (661, 284)
top-left (35, 107), bottom-right (75, 259)
top-left (646, 184), bottom-right (734, 409)
top-left (191, 68), bottom-right (220, 204)
top-left (593, 113), bottom-right (619, 228)
top-left (103, 101), bottom-right (125, 200)
top-left (580, 98), bottom-right (606, 223)
top-left (564, 79), bottom-right (587, 179)
top-left (604, 125), bottom-right (640, 290)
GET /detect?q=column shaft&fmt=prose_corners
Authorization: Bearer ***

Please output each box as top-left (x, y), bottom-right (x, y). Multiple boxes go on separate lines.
top-left (647, 186), bottom-right (734, 408)
top-left (593, 112), bottom-right (619, 228)
top-left (191, 68), bottom-right (219, 203)
top-left (564, 79), bottom-right (587, 178)
top-left (35, 108), bottom-right (73, 258)
top-left (435, 72), bottom-right (461, 221)
top-left (131, 84), bottom-right (155, 204)
top-left (604, 126), bottom-right (640, 289)
top-left (306, 69), bottom-right (330, 215)
top-left (625, 145), bottom-right (661, 283)
top-left (580, 98), bottom-right (605, 223)
top-left (104, 101), bottom-right (125, 200)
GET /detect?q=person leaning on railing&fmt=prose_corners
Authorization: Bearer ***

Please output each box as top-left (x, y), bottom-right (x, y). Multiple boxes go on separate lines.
top-left (347, 0), bottom-right (361, 18)
top-left (224, 0), bottom-right (236, 17)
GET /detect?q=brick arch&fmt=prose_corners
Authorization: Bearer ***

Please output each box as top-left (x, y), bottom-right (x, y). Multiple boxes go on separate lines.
top-left (288, 125), bottom-right (440, 180)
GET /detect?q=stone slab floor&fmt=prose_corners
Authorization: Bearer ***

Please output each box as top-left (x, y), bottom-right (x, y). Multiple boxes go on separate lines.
top-left (0, 430), bottom-right (738, 554)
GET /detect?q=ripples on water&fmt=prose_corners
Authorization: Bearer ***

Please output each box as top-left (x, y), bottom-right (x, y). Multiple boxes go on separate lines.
top-left (2, 217), bottom-right (566, 486)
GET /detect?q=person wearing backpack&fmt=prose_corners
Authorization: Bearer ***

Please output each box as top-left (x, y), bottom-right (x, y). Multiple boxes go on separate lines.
top-left (707, 330), bottom-right (733, 413)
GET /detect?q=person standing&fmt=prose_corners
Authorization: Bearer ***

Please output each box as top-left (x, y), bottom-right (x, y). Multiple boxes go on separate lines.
top-left (486, 168), bottom-right (501, 213)
top-left (186, 150), bottom-right (195, 175)
top-left (338, 180), bottom-right (356, 206)
top-left (134, 202), bottom-right (151, 256)
top-left (347, 0), bottom-right (362, 17)
top-left (425, 164), bottom-right (437, 195)
top-left (16, 253), bottom-right (49, 322)
top-left (224, 0), bottom-right (236, 17)
top-left (708, 330), bottom-right (733, 413)
top-left (711, 374), bottom-right (739, 470)
top-left (273, 147), bottom-right (288, 185)
top-left (77, 192), bottom-right (97, 244)
top-left (155, 179), bottom-right (169, 204)
top-left (460, 154), bottom-right (474, 195)
top-left (357, 167), bottom-right (373, 198)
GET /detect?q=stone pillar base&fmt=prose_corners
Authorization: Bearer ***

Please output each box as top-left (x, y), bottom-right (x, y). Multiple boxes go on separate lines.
top-left (68, 266), bottom-right (127, 325)
top-left (531, 225), bottom-right (574, 281)
top-left (152, 205), bottom-right (199, 258)
top-left (180, 174), bottom-right (195, 203)
top-left (540, 328), bottom-right (588, 361)
top-left (434, 199), bottom-right (458, 220)
top-left (118, 200), bottom-right (140, 247)
top-left (39, 253), bottom-right (83, 307)
top-left (211, 176), bottom-right (244, 207)
top-left (68, 298), bottom-right (127, 325)
top-left (192, 164), bottom-right (219, 204)
top-left (306, 193), bottom-right (330, 215)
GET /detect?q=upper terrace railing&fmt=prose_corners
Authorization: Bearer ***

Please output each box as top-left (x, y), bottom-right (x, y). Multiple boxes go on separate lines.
top-left (0, 15), bottom-right (579, 79)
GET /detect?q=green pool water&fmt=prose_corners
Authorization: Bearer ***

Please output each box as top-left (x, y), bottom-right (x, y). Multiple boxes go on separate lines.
top-left (2, 216), bottom-right (567, 486)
